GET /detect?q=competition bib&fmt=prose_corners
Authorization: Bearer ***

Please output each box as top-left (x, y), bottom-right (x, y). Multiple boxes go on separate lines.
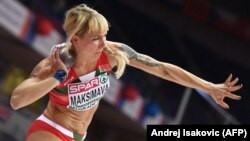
top-left (67, 73), bottom-right (110, 111)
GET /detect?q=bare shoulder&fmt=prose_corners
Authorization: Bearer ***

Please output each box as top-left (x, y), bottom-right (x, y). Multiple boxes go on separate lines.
top-left (30, 57), bottom-right (53, 80)
top-left (104, 41), bottom-right (122, 67)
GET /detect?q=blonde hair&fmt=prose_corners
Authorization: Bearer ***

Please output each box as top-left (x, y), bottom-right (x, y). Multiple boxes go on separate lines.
top-left (63, 4), bottom-right (128, 79)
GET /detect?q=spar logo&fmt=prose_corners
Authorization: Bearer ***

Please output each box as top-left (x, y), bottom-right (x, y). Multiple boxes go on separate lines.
top-left (100, 74), bottom-right (108, 84)
top-left (68, 77), bottom-right (99, 94)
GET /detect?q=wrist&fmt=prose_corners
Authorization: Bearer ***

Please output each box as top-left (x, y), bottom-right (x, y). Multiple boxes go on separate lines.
top-left (203, 82), bottom-right (214, 95)
top-left (53, 70), bottom-right (67, 83)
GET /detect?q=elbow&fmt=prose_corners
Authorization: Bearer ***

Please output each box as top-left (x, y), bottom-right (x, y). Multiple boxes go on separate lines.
top-left (10, 91), bottom-right (22, 110)
top-left (10, 96), bottom-right (21, 110)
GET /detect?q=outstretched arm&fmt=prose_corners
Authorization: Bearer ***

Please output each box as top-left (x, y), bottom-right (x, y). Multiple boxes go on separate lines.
top-left (106, 41), bottom-right (243, 109)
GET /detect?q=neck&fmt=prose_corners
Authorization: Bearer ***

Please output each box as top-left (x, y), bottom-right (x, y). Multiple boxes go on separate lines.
top-left (73, 55), bottom-right (98, 75)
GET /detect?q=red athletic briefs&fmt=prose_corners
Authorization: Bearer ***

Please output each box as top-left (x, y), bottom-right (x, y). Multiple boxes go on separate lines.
top-left (26, 114), bottom-right (86, 141)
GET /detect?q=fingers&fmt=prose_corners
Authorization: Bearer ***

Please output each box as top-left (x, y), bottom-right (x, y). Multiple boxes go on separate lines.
top-left (219, 101), bottom-right (229, 109)
top-left (224, 74), bottom-right (243, 92)
top-left (50, 48), bottom-right (67, 71)
top-left (50, 48), bottom-right (56, 64)
top-left (224, 74), bottom-right (233, 85)
top-left (51, 48), bottom-right (62, 63)
top-left (212, 74), bottom-right (243, 109)
top-left (230, 77), bottom-right (239, 86)
top-left (55, 48), bottom-right (61, 62)
top-left (229, 84), bottom-right (243, 92)
top-left (225, 92), bottom-right (241, 100)
top-left (51, 48), bottom-right (59, 63)
top-left (224, 84), bottom-right (242, 100)
top-left (51, 43), bottom-right (67, 54)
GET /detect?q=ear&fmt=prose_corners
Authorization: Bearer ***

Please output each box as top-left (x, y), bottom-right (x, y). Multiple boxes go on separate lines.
top-left (71, 35), bottom-right (80, 47)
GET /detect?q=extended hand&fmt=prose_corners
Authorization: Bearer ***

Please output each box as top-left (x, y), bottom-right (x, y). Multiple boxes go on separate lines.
top-left (207, 74), bottom-right (243, 109)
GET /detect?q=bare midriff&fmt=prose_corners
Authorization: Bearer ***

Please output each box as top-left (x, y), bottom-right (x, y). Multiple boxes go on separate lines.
top-left (44, 101), bottom-right (98, 135)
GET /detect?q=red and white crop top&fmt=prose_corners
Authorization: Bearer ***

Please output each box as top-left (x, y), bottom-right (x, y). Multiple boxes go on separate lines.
top-left (49, 52), bottom-right (112, 111)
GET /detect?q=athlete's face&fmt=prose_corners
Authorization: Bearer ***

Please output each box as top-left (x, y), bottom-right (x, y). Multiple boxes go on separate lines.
top-left (72, 31), bottom-right (107, 59)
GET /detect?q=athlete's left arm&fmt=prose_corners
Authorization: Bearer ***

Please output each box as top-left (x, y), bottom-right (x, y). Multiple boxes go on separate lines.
top-left (106, 41), bottom-right (242, 109)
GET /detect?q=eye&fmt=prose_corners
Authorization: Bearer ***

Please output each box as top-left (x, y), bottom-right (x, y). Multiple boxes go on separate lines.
top-left (92, 37), bottom-right (99, 41)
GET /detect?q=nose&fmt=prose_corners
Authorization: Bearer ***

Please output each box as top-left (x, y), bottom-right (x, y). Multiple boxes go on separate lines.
top-left (100, 36), bottom-right (106, 47)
